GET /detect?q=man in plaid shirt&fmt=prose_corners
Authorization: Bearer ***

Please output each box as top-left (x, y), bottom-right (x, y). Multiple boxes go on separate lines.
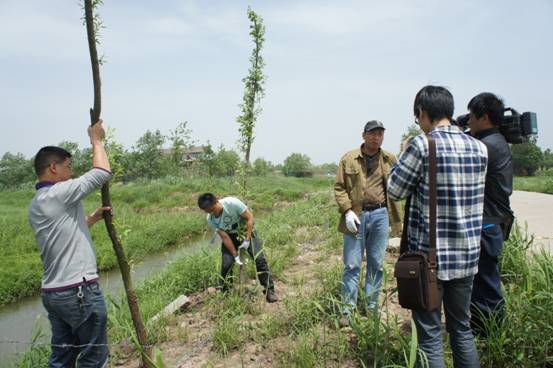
top-left (387, 86), bottom-right (487, 368)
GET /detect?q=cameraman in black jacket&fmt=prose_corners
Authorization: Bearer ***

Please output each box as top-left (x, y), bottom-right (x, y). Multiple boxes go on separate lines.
top-left (467, 92), bottom-right (514, 337)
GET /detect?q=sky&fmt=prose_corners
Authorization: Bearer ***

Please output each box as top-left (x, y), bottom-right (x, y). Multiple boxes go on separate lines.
top-left (1, 0), bottom-right (552, 165)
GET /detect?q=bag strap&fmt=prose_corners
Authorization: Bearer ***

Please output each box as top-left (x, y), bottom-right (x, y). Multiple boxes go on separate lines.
top-left (399, 134), bottom-right (437, 266)
top-left (427, 135), bottom-right (437, 265)
top-left (399, 196), bottom-right (411, 254)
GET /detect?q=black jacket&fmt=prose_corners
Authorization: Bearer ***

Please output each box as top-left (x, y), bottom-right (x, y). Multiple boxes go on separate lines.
top-left (475, 128), bottom-right (513, 224)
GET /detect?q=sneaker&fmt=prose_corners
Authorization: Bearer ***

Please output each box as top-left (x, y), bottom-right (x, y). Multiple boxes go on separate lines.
top-left (266, 290), bottom-right (278, 303)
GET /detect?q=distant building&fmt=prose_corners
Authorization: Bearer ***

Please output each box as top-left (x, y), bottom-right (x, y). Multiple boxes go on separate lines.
top-left (183, 146), bottom-right (206, 162)
top-left (161, 146), bottom-right (206, 163)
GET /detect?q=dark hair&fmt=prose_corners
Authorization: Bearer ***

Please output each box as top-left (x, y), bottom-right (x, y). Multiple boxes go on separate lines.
top-left (33, 146), bottom-right (72, 176)
top-left (197, 193), bottom-right (217, 209)
top-left (413, 85), bottom-right (454, 123)
top-left (467, 92), bottom-right (505, 126)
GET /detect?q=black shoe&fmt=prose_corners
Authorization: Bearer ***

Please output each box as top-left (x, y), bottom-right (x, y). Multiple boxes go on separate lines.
top-left (266, 290), bottom-right (278, 303)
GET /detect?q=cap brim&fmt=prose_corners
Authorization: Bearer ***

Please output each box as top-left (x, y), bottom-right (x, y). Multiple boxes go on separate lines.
top-left (365, 127), bottom-right (386, 132)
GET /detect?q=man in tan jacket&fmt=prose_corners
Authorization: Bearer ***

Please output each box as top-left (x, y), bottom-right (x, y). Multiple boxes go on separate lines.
top-left (335, 120), bottom-right (401, 321)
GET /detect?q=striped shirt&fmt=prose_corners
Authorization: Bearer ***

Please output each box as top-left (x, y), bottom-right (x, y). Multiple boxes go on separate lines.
top-left (387, 125), bottom-right (488, 280)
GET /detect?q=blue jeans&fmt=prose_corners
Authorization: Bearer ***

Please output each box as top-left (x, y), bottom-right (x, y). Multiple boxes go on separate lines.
top-left (341, 207), bottom-right (389, 313)
top-left (41, 282), bottom-right (109, 368)
top-left (413, 276), bottom-right (480, 368)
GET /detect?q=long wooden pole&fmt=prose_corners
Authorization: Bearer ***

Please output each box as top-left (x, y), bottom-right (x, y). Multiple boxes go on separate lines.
top-left (83, 1), bottom-right (151, 366)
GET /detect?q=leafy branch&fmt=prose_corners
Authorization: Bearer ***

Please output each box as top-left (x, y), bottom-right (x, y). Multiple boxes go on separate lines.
top-left (236, 7), bottom-right (266, 194)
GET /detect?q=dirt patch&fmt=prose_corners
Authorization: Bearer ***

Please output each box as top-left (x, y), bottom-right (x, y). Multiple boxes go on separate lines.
top-left (113, 235), bottom-right (409, 367)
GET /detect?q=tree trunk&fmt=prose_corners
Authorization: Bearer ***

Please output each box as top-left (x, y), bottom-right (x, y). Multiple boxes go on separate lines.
top-left (83, 1), bottom-right (151, 366)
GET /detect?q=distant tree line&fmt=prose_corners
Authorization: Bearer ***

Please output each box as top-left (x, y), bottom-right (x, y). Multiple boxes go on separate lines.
top-left (511, 140), bottom-right (553, 176)
top-left (0, 122), bottom-right (338, 188)
top-left (4, 122), bottom-right (551, 189)
top-left (399, 124), bottom-right (553, 177)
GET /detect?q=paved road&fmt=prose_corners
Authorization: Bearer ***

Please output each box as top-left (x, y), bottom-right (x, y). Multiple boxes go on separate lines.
top-left (388, 190), bottom-right (553, 253)
top-left (511, 190), bottom-right (553, 253)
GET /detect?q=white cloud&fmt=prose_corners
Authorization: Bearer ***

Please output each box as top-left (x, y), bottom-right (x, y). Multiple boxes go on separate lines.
top-left (0, 3), bottom-right (84, 62)
top-left (142, 1), bottom-right (245, 41)
top-left (1, 0), bottom-right (552, 161)
top-left (144, 17), bottom-right (195, 36)
top-left (265, 1), bottom-right (423, 36)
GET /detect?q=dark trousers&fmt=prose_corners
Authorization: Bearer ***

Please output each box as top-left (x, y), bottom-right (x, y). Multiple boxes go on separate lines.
top-left (413, 276), bottom-right (479, 368)
top-left (471, 224), bottom-right (505, 336)
top-left (221, 233), bottom-right (274, 292)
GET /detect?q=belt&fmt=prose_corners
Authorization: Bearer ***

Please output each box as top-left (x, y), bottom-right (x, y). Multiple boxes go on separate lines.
top-left (362, 202), bottom-right (387, 212)
top-left (42, 278), bottom-right (99, 292)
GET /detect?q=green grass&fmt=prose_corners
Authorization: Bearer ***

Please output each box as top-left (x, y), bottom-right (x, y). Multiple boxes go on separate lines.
top-left (99, 188), bottom-right (432, 367)
top-left (14, 182), bottom-right (335, 367)
top-left (105, 191), bottom-right (336, 344)
top-left (0, 176), bottom-right (333, 306)
top-left (19, 226), bottom-right (553, 367)
top-left (477, 223), bottom-right (553, 367)
top-left (514, 175), bottom-right (553, 194)
top-left (15, 190), bottom-right (334, 366)
top-left (12, 175), bottom-right (553, 367)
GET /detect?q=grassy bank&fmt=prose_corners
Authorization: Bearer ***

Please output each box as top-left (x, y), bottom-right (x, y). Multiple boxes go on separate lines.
top-left (514, 175), bottom-right (553, 194)
top-left (16, 189), bottom-right (339, 367)
top-left (99, 191), bottom-right (420, 367)
top-left (118, 199), bottom-right (552, 367)
top-left (0, 176), bottom-right (333, 305)
top-left (106, 191), bottom-right (337, 344)
top-left (14, 185), bottom-right (553, 367)
top-left (479, 224), bottom-right (553, 367)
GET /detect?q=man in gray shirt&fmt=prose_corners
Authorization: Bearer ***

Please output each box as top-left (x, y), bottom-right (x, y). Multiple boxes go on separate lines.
top-left (29, 120), bottom-right (112, 368)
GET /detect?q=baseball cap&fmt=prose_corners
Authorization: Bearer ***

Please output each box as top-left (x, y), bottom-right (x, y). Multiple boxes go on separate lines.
top-left (364, 120), bottom-right (385, 132)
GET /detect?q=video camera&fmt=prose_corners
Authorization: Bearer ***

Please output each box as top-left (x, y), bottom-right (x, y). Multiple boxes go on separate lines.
top-left (455, 108), bottom-right (538, 144)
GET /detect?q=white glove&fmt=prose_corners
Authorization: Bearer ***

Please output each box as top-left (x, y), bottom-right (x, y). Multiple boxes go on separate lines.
top-left (238, 240), bottom-right (250, 251)
top-left (234, 255), bottom-right (244, 266)
top-left (345, 210), bottom-right (360, 233)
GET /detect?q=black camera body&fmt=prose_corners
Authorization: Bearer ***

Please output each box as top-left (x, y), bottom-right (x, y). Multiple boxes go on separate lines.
top-left (455, 108), bottom-right (538, 144)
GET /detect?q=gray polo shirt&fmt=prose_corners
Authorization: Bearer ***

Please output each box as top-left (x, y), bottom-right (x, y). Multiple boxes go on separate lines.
top-left (29, 168), bottom-right (112, 290)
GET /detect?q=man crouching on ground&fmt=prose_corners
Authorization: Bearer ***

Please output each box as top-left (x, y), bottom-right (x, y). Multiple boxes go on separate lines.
top-left (29, 120), bottom-right (112, 368)
top-left (198, 193), bottom-right (278, 303)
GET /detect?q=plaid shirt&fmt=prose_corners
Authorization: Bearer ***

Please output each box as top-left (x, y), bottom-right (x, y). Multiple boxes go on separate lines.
top-left (387, 125), bottom-right (488, 280)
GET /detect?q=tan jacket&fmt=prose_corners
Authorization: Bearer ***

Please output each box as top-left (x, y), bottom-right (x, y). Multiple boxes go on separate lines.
top-left (334, 147), bottom-right (402, 235)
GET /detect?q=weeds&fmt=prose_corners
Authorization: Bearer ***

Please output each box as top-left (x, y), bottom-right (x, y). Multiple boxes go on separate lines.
top-left (8, 177), bottom-right (553, 367)
top-left (477, 224), bottom-right (553, 367)
top-left (113, 213), bottom-right (548, 367)
top-left (0, 176), bottom-right (332, 305)
top-left (13, 317), bottom-right (49, 368)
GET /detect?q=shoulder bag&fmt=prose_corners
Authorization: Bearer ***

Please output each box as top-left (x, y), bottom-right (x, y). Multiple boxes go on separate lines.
top-left (393, 135), bottom-right (440, 311)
